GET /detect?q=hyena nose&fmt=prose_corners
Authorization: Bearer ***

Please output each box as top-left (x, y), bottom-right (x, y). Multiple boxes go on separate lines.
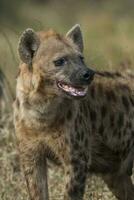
top-left (81, 69), bottom-right (95, 82)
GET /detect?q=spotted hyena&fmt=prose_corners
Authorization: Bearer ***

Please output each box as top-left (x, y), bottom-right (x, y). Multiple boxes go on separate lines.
top-left (14, 24), bottom-right (134, 200)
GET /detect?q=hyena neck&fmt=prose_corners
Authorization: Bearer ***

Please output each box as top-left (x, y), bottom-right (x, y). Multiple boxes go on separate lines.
top-left (19, 91), bottom-right (77, 130)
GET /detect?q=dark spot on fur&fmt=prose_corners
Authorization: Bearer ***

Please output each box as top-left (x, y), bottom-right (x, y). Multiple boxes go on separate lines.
top-left (97, 71), bottom-right (122, 78)
top-left (113, 128), bottom-right (118, 136)
top-left (114, 150), bottom-right (120, 157)
top-left (16, 98), bottom-right (20, 108)
top-left (80, 131), bottom-right (84, 141)
top-left (126, 121), bottom-right (132, 129)
top-left (110, 114), bottom-right (114, 127)
top-left (76, 131), bottom-right (81, 141)
top-left (122, 141), bottom-right (126, 148)
top-left (84, 138), bottom-right (88, 148)
top-left (123, 128), bottom-right (127, 136)
top-left (122, 96), bottom-right (130, 111)
top-left (66, 170), bottom-right (70, 175)
top-left (90, 85), bottom-right (95, 99)
top-left (45, 78), bottom-right (54, 86)
top-left (129, 96), bottom-right (134, 106)
top-left (99, 124), bottom-right (104, 135)
top-left (68, 185), bottom-right (80, 198)
top-left (132, 131), bottom-right (134, 135)
top-left (59, 117), bottom-right (65, 124)
top-left (78, 115), bottom-right (82, 124)
top-left (76, 172), bottom-right (86, 183)
top-left (128, 73), bottom-right (134, 79)
top-left (73, 165), bottom-right (79, 172)
top-left (80, 104), bottom-right (83, 112)
top-left (121, 148), bottom-right (128, 158)
top-left (90, 109), bottom-right (96, 122)
top-left (118, 112), bottom-right (124, 129)
top-left (97, 84), bottom-right (103, 96)
top-left (126, 140), bottom-right (131, 150)
top-left (114, 72), bottom-right (122, 77)
top-left (118, 84), bottom-right (130, 92)
top-left (92, 123), bottom-right (96, 131)
top-left (71, 136), bottom-right (74, 144)
top-left (71, 158), bottom-right (80, 166)
top-left (66, 183), bottom-right (69, 189)
top-left (74, 142), bottom-right (79, 150)
top-left (75, 120), bottom-right (78, 131)
top-left (118, 131), bottom-right (122, 139)
top-left (83, 103), bottom-right (88, 118)
top-left (101, 105), bottom-right (107, 118)
top-left (97, 71), bottom-right (114, 78)
top-left (53, 116), bottom-right (65, 127)
top-left (67, 110), bottom-right (72, 120)
top-left (127, 160), bottom-right (133, 176)
top-left (65, 137), bottom-right (69, 145)
top-left (106, 90), bottom-right (116, 102)
top-left (78, 152), bottom-right (85, 160)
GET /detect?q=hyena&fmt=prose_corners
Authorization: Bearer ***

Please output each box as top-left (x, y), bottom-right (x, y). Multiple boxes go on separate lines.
top-left (14, 24), bottom-right (134, 200)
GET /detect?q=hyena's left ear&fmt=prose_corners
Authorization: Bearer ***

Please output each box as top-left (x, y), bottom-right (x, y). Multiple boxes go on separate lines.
top-left (18, 28), bottom-right (40, 65)
top-left (66, 24), bottom-right (83, 52)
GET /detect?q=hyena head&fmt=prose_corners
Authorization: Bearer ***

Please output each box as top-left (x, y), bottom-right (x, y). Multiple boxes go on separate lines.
top-left (18, 24), bottom-right (95, 100)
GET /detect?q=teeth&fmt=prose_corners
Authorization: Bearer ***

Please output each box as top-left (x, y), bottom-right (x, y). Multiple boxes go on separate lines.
top-left (58, 81), bottom-right (88, 97)
top-left (63, 85), bottom-right (69, 91)
top-left (71, 87), bottom-right (75, 92)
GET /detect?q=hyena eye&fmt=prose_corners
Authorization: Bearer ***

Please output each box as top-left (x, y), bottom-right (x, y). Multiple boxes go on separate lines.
top-left (54, 57), bottom-right (67, 67)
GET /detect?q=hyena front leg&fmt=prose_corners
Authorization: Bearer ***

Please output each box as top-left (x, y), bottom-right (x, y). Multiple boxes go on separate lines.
top-left (19, 141), bottom-right (49, 200)
top-left (64, 161), bottom-right (87, 200)
top-left (102, 173), bottom-right (134, 200)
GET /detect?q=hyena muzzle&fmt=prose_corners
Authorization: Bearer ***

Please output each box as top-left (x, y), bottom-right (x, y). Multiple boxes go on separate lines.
top-left (14, 24), bottom-right (134, 200)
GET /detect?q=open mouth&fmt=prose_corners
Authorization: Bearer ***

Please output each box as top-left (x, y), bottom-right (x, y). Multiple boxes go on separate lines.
top-left (57, 81), bottom-right (88, 97)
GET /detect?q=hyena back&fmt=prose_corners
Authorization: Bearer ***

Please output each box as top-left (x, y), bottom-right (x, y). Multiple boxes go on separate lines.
top-left (14, 24), bottom-right (134, 200)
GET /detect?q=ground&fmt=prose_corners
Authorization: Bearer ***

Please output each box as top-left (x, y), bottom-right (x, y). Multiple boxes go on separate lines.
top-left (0, 113), bottom-right (133, 200)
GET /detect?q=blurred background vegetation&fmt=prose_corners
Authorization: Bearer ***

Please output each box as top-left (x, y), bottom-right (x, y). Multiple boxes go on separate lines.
top-left (0, 0), bottom-right (134, 93)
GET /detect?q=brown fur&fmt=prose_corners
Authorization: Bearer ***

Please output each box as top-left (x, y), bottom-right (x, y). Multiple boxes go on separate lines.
top-left (14, 26), bottom-right (134, 200)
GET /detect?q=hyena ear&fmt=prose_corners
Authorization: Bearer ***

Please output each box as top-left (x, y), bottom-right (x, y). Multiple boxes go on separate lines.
top-left (18, 28), bottom-right (40, 64)
top-left (66, 24), bottom-right (83, 52)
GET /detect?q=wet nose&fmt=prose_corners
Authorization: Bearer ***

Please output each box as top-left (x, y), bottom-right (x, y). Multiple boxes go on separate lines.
top-left (81, 69), bottom-right (95, 82)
